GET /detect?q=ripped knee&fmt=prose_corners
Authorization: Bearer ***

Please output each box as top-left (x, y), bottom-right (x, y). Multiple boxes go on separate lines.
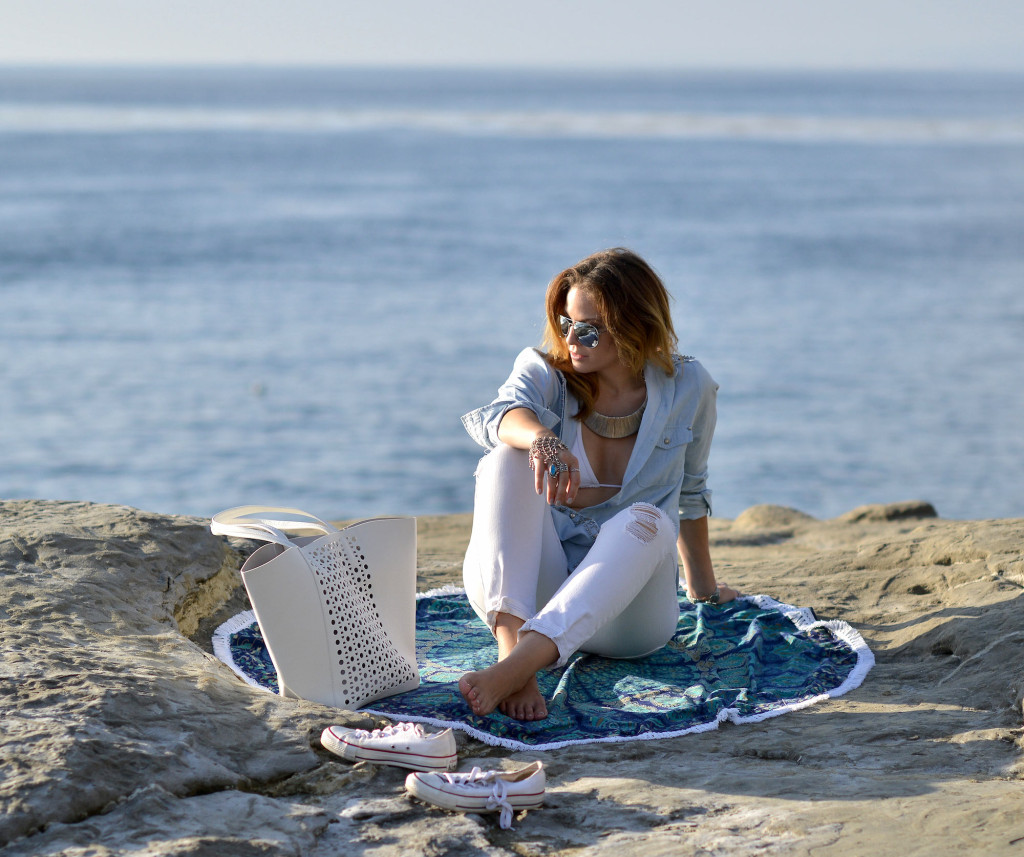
top-left (625, 502), bottom-right (663, 544)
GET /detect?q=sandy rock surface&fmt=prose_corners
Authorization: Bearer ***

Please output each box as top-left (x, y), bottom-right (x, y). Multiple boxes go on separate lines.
top-left (1, 499), bottom-right (1022, 856)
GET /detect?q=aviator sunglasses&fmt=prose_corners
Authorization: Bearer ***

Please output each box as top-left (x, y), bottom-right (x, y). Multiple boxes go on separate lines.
top-left (558, 314), bottom-right (604, 349)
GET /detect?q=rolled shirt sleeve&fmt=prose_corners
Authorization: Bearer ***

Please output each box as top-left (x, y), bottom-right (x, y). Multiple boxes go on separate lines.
top-left (678, 363), bottom-right (718, 520)
top-left (461, 348), bottom-right (563, 450)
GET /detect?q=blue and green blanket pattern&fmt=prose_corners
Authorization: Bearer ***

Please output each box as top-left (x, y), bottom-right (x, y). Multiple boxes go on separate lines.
top-left (215, 589), bottom-right (872, 750)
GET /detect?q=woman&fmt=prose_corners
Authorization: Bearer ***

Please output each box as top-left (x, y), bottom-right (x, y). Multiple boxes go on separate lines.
top-left (459, 248), bottom-right (737, 721)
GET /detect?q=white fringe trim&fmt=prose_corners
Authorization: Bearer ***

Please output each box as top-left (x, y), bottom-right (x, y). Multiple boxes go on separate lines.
top-left (417, 583), bottom-right (466, 600)
top-left (718, 594), bottom-right (876, 728)
top-left (214, 590), bottom-right (874, 751)
top-left (212, 609), bottom-right (282, 693)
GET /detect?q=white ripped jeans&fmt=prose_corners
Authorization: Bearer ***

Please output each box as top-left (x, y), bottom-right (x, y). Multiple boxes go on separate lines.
top-left (462, 443), bottom-right (681, 668)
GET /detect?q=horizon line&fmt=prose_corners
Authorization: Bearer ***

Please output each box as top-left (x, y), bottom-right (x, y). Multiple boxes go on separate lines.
top-left (2, 60), bottom-right (1024, 76)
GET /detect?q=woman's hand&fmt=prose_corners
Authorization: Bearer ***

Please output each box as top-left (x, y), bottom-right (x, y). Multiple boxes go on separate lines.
top-left (687, 582), bottom-right (741, 604)
top-left (496, 409), bottom-right (580, 506)
top-left (715, 583), bottom-right (741, 603)
top-left (529, 435), bottom-right (580, 506)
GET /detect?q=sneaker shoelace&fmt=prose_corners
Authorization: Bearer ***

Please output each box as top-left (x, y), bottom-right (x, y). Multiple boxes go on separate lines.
top-left (351, 722), bottom-right (425, 743)
top-left (438, 767), bottom-right (515, 829)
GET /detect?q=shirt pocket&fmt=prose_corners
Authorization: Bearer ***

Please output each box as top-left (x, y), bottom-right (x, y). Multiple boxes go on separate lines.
top-left (636, 425), bottom-right (693, 487)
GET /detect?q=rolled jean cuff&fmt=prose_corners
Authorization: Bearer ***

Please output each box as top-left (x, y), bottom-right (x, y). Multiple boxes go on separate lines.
top-left (484, 597), bottom-right (533, 631)
top-left (518, 616), bottom-right (571, 669)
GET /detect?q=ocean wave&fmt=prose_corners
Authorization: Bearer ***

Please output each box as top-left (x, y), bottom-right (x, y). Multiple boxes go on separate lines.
top-left (1, 105), bottom-right (1023, 144)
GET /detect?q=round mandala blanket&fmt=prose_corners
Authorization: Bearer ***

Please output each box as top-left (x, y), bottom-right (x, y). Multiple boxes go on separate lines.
top-left (213, 589), bottom-right (873, 750)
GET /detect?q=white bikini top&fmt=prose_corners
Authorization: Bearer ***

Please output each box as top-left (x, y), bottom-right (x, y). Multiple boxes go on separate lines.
top-left (571, 430), bottom-right (622, 489)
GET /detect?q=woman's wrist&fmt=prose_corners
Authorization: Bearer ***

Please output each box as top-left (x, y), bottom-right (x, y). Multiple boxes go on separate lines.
top-left (687, 585), bottom-right (720, 604)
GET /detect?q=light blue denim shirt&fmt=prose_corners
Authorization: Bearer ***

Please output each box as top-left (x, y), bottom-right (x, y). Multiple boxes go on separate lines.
top-left (461, 347), bottom-right (718, 571)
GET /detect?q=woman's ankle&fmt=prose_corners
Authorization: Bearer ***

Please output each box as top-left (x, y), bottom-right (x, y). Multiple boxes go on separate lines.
top-left (510, 630), bottom-right (559, 675)
top-left (494, 612), bottom-right (527, 661)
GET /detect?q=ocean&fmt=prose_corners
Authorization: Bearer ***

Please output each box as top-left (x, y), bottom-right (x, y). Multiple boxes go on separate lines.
top-left (1, 66), bottom-right (1022, 522)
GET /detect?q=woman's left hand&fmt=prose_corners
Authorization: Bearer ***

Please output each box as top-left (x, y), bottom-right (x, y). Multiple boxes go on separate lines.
top-left (715, 583), bottom-right (742, 603)
top-left (541, 450), bottom-right (580, 507)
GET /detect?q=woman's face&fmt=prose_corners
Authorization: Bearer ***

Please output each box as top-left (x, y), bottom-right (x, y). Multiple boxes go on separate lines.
top-left (562, 287), bottom-right (621, 375)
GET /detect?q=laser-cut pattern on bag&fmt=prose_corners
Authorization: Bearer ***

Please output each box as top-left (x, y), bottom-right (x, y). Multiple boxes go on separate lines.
top-left (308, 536), bottom-right (418, 707)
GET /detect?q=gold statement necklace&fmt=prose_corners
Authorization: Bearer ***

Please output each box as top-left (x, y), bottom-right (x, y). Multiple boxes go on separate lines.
top-left (583, 396), bottom-right (647, 439)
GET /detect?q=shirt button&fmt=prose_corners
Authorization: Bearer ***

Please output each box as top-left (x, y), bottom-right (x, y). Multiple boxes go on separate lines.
top-left (663, 436), bottom-right (671, 444)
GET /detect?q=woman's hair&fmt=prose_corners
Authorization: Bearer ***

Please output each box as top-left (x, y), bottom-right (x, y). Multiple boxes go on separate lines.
top-left (542, 247), bottom-right (678, 421)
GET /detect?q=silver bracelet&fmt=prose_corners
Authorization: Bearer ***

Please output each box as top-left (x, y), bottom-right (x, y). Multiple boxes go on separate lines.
top-left (688, 586), bottom-right (721, 605)
top-left (528, 436), bottom-right (569, 471)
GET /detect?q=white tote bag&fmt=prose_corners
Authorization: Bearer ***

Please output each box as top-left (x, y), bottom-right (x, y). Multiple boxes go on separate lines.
top-left (211, 506), bottom-right (420, 710)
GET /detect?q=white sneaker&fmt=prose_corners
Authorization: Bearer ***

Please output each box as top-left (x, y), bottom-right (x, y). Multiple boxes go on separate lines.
top-left (405, 761), bottom-right (545, 829)
top-left (321, 722), bottom-right (457, 772)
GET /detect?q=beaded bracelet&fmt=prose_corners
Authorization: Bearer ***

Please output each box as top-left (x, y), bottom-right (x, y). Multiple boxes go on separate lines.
top-left (688, 586), bottom-right (721, 605)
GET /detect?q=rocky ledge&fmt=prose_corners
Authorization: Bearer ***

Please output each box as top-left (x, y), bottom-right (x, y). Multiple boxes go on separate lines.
top-left (1, 499), bottom-right (1022, 856)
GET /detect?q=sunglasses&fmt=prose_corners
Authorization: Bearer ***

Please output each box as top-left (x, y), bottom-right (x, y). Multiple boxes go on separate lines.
top-left (558, 315), bottom-right (603, 349)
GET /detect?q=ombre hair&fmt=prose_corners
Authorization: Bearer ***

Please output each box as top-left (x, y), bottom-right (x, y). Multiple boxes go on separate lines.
top-left (542, 248), bottom-right (678, 421)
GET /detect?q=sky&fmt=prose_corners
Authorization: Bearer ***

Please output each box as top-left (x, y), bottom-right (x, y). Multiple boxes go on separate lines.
top-left (2, 0), bottom-right (1023, 70)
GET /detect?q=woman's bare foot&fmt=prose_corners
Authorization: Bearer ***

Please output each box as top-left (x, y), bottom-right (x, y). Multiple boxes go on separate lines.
top-left (498, 674), bottom-right (548, 720)
top-left (459, 661), bottom-right (524, 717)
top-left (459, 630), bottom-right (558, 719)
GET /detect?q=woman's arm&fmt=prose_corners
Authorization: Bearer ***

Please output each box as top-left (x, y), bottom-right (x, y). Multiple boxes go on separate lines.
top-left (498, 407), bottom-right (579, 505)
top-left (677, 516), bottom-right (738, 604)
top-left (496, 406), bottom-right (550, 450)
top-left (678, 362), bottom-right (717, 521)
top-left (461, 348), bottom-right (563, 450)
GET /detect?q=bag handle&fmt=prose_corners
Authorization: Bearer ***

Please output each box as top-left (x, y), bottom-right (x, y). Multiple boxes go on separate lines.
top-left (211, 505), bottom-right (339, 547)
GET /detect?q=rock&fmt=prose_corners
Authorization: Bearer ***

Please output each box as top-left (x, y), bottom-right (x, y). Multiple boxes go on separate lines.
top-left (837, 500), bottom-right (939, 523)
top-left (0, 500), bottom-right (361, 849)
top-left (2, 786), bottom-right (331, 857)
top-left (731, 504), bottom-right (817, 531)
top-left (2, 499), bottom-right (1022, 856)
